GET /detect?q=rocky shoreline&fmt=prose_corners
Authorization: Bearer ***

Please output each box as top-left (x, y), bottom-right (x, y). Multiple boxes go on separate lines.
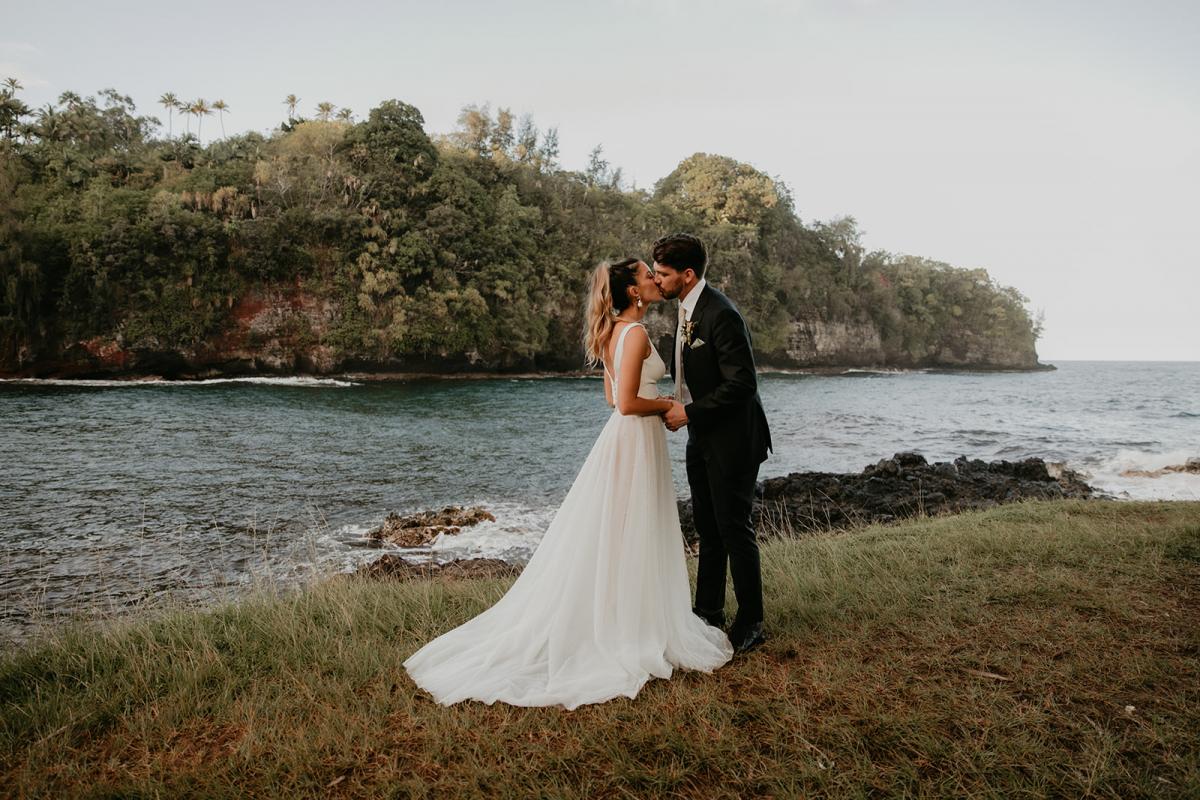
top-left (357, 453), bottom-right (1096, 581)
top-left (679, 452), bottom-right (1095, 545)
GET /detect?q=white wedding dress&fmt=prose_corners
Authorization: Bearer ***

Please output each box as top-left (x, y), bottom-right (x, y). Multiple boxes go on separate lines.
top-left (404, 322), bottom-right (733, 709)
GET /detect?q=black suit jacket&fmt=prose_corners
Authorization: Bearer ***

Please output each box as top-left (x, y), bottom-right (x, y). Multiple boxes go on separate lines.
top-left (669, 285), bottom-right (772, 475)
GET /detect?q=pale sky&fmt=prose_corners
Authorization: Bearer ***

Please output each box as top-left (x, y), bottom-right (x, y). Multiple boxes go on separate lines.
top-left (3, 0), bottom-right (1197, 360)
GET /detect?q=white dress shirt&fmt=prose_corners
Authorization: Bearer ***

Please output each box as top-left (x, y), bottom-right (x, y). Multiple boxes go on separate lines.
top-left (673, 278), bottom-right (706, 405)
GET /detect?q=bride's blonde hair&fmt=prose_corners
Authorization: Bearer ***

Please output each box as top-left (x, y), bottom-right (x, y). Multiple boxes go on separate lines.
top-left (583, 258), bottom-right (640, 368)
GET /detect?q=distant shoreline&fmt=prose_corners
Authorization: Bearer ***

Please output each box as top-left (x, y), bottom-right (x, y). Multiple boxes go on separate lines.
top-left (0, 362), bottom-right (1058, 383)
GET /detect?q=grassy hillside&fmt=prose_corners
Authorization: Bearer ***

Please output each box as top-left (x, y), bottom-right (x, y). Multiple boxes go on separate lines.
top-left (2, 500), bottom-right (1198, 798)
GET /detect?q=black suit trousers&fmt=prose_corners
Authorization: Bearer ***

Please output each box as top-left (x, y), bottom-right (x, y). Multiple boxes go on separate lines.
top-left (686, 440), bottom-right (763, 627)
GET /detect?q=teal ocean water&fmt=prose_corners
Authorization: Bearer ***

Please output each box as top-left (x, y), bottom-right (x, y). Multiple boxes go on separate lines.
top-left (2, 362), bottom-right (1197, 637)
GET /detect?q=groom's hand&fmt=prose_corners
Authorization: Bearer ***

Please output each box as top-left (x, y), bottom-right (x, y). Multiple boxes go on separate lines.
top-left (664, 401), bottom-right (688, 431)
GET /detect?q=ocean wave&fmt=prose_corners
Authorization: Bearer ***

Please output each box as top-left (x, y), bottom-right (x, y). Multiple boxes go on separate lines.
top-left (3, 376), bottom-right (359, 388)
top-left (1173, 411), bottom-right (1199, 418)
top-left (190, 376), bottom-right (360, 387)
top-left (1079, 448), bottom-right (1200, 501)
top-left (839, 368), bottom-right (925, 376)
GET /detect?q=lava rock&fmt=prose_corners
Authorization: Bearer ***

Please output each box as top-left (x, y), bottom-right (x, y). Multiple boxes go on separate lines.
top-left (367, 505), bottom-right (496, 548)
top-left (677, 453), bottom-right (1094, 544)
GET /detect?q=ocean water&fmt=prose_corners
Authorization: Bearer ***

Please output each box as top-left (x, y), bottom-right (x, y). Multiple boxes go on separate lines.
top-left (1, 361), bottom-right (1197, 637)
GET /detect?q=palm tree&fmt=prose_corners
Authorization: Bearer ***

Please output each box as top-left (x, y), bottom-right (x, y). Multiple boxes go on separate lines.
top-left (315, 101), bottom-right (335, 121)
top-left (58, 91), bottom-right (83, 109)
top-left (193, 98), bottom-right (211, 140)
top-left (284, 94), bottom-right (299, 120)
top-left (212, 99), bottom-right (229, 138)
top-left (0, 77), bottom-right (24, 140)
top-left (336, 107), bottom-right (353, 122)
top-left (158, 92), bottom-right (178, 137)
top-left (179, 99), bottom-right (192, 135)
top-left (0, 95), bottom-right (29, 139)
top-left (36, 104), bottom-right (61, 140)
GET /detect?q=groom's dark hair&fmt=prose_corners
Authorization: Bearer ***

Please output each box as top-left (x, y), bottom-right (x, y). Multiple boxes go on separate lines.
top-left (651, 233), bottom-right (707, 278)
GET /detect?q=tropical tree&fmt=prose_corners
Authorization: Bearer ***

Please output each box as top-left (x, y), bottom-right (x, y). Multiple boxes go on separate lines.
top-left (539, 126), bottom-right (559, 170)
top-left (452, 103), bottom-right (492, 158)
top-left (284, 94), bottom-right (299, 120)
top-left (491, 107), bottom-right (515, 161)
top-left (158, 92), bottom-right (178, 137)
top-left (179, 99), bottom-right (192, 135)
top-left (0, 80), bottom-right (30, 141)
top-left (193, 98), bottom-right (212, 140)
top-left (212, 99), bottom-right (229, 138)
top-left (315, 101), bottom-right (335, 121)
top-left (336, 107), bottom-right (353, 122)
top-left (655, 152), bottom-right (781, 226)
top-left (515, 113), bottom-right (538, 162)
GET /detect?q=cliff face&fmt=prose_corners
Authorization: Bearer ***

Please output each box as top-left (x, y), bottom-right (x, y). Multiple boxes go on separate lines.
top-left (776, 318), bottom-right (887, 367)
top-left (759, 316), bottom-right (1042, 371)
top-left (1, 294), bottom-right (1043, 379)
top-left (3, 288), bottom-right (552, 378)
top-left (6, 290), bottom-right (341, 379)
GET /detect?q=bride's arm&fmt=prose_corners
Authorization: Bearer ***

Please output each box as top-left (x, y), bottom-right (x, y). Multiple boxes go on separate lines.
top-left (615, 326), bottom-right (673, 417)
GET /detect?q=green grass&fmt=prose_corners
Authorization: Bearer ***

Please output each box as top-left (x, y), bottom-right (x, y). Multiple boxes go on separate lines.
top-left (3, 501), bottom-right (1198, 798)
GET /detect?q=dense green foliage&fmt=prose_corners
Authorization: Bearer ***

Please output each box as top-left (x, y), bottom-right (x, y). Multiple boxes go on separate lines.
top-left (0, 85), bottom-right (1042, 373)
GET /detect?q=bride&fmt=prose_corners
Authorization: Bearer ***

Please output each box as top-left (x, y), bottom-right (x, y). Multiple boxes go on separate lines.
top-left (403, 257), bottom-right (733, 709)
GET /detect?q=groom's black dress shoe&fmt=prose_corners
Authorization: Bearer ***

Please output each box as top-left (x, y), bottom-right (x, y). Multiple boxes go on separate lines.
top-left (729, 622), bottom-right (767, 655)
top-left (692, 606), bottom-right (726, 629)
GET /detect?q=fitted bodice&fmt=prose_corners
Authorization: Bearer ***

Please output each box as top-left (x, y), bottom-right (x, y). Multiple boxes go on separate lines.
top-left (607, 322), bottom-right (666, 402)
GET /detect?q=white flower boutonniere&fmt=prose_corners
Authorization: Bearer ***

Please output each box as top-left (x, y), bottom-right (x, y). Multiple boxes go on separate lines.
top-left (682, 317), bottom-right (698, 349)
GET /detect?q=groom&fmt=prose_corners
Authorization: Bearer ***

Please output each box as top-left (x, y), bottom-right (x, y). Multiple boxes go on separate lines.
top-left (652, 233), bottom-right (773, 655)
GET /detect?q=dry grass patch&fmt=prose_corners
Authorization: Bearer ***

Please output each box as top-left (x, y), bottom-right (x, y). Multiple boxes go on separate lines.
top-left (2, 501), bottom-right (1198, 798)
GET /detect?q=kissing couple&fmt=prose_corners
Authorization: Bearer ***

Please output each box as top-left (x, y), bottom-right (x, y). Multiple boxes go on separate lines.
top-left (404, 233), bottom-right (773, 710)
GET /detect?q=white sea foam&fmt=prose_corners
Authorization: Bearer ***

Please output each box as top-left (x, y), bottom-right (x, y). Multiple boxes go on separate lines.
top-left (332, 501), bottom-right (553, 571)
top-left (312, 524), bottom-right (387, 574)
top-left (189, 376), bottom-right (360, 387)
top-left (3, 376), bottom-right (359, 387)
top-left (427, 501), bottom-right (552, 562)
top-left (840, 367), bottom-right (923, 375)
top-left (1080, 448), bottom-right (1200, 501)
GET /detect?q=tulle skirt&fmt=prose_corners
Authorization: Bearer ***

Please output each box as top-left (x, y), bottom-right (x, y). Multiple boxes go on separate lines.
top-left (403, 409), bottom-right (733, 709)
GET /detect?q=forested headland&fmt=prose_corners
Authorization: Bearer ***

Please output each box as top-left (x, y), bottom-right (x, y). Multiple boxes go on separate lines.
top-left (0, 85), bottom-right (1045, 378)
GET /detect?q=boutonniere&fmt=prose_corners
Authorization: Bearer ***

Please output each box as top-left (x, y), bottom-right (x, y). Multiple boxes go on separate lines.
top-left (682, 317), bottom-right (699, 349)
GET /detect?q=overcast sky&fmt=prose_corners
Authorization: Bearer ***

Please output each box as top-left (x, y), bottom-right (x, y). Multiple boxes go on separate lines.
top-left (3, 0), bottom-right (1197, 360)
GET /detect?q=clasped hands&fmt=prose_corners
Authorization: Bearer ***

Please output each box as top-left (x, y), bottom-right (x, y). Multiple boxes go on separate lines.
top-left (658, 395), bottom-right (688, 432)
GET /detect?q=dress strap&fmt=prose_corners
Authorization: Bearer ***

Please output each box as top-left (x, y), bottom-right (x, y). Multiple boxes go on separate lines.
top-left (608, 322), bottom-right (644, 392)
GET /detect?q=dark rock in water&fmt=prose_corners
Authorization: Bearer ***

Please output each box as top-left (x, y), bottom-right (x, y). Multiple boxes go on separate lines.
top-left (677, 453), bottom-right (1094, 544)
top-left (368, 505), bottom-right (496, 548)
top-left (358, 555), bottom-right (522, 581)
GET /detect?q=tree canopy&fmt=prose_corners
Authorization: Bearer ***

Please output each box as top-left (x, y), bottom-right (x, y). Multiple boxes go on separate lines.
top-left (0, 85), bottom-right (1041, 375)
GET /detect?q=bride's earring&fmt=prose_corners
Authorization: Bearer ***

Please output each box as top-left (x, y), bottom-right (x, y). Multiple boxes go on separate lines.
top-left (636, 296), bottom-right (643, 309)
